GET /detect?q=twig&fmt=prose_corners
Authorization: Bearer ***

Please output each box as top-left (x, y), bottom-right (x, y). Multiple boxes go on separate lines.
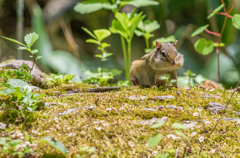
top-left (87, 86), bottom-right (120, 92)
top-left (175, 147), bottom-right (178, 158)
top-left (199, 80), bottom-right (240, 155)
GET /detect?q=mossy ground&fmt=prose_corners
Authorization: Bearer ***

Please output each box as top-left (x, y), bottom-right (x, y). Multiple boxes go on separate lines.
top-left (0, 83), bottom-right (240, 158)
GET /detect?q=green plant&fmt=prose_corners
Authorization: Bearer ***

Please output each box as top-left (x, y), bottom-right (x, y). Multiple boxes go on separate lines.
top-left (43, 137), bottom-right (68, 156)
top-left (0, 137), bottom-right (33, 158)
top-left (159, 74), bottom-right (177, 87)
top-left (148, 121), bottom-right (189, 157)
top-left (1, 32), bottom-right (41, 73)
top-left (84, 68), bottom-right (121, 86)
top-left (81, 27), bottom-right (122, 86)
top-left (135, 19), bottom-right (160, 50)
top-left (191, 0), bottom-right (240, 83)
top-left (78, 146), bottom-right (96, 157)
top-left (0, 79), bottom-right (43, 123)
top-left (0, 64), bottom-right (33, 84)
top-left (46, 73), bottom-right (75, 87)
top-left (74, 0), bottom-right (160, 85)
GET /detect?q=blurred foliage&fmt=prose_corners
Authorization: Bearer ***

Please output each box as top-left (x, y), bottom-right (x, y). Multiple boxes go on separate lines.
top-left (0, 0), bottom-right (239, 88)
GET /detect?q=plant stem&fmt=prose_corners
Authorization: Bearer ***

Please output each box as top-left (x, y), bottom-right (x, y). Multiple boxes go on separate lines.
top-left (218, 12), bottom-right (233, 18)
top-left (205, 29), bottom-right (220, 36)
top-left (145, 37), bottom-right (149, 49)
top-left (127, 40), bottom-right (131, 85)
top-left (17, 0), bottom-right (24, 60)
top-left (120, 36), bottom-right (128, 82)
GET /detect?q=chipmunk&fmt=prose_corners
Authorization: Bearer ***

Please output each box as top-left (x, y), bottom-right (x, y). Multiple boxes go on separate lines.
top-left (130, 40), bottom-right (184, 87)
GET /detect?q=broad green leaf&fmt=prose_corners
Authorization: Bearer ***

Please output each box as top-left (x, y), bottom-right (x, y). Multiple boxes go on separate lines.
top-left (63, 74), bottom-right (75, 81)
top-left (115, 12), bottom-right (129, 31)
top-left (172, 122), bottom-right (187, 129)
top-left (74, 1), bottom-right (117, 14)
top-left (86, 39), bottom-right (100, 45)
top-left (144, 20), bottom-right (160, 33)
top-left (134, 30), bottom-right (144, 37)
top-left (170, 79), bottom-right (176, 83)
top-left (18, 46), bottom-right (28, 50)
top-left (159, 76), bottom-right (167, 80)
top-left (31, 49), bottom-right (39, 54)
top-left (7, 79), bottom-right (29, 88)
top-left (156, 153), bottom-right (170, 158)
top-left (148, 133), bottom-right (163, 147)
top-left (93, 29), bottom-right (111, 42)
top-left (175, 131), bottom-right (190, 141)
top-left (102, 52), bottom-right (112, 59)
top-left (36, 56), bottom-right (42, 60)
top-left (195, 74), bottom-right (208, 84)
top-left (82, 27), bottom-right (97, 39)
top-left (151, 121), bottom-right (165, 128)
top-left (1, 36), bottom-right (27, 47)
top-left (95, 54), bottom-right (103, 59)
top-left (232, 14), bottom-right (240, 29)
top-left (207, 4), bottom-right (225, 19)
top-left (0, 138), bottom-right (10, 145)
top-left (120, 0), bottom-right (159, 8)
top-left (143, 33), bottom-right (154, 40)
top-left (164, 74), bottom-right (170, 78)
top-left (129, 12), bottom-right (145, 39)
top-left (191, 24), bottom-right (209, 37)
top-left (44, 137), bottom-right (68, 155)
top-left (194, 38), bottom-right (214, 55)
top-left (101, 42), bottom-right (111, 48)
top-left (110, 19), bottom-right (128, 39)
top-left (9, 140), bottom-right (22, 148)
top-left (24, 32), bottom-right (39, 48)
top-left (213, 43), bottom-right (225, 47)
top-left (0, 88), bottom-right (16, 95)
top-left (153, 36), bottom-right (176, 47)
top-left (129, 8), bottom-right (137, 20)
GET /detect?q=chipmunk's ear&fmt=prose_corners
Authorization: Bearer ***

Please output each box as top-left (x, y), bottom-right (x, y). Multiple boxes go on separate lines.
top-left (173, 40), bottom-right (178, 47)
top-left (156, 41), bottom-right (161, 50)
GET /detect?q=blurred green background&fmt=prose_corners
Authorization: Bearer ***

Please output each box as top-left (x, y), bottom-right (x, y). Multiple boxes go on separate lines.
top-left (0, 0), bottom-right (239, 88)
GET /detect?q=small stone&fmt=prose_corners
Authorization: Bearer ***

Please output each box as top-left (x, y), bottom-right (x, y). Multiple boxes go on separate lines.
top-left (176, 91), bottom-right (181, 95)
top-left (129, 95), bottom-right (140, 100)
top-left (165, 105), bottom-right (183, 110)
top-left (106, 108), bottom-right (112, 112)
top-left (206, 102), bottom-right (226, 114)
top-left (183, 121), bottom-right (198, 129)
top-left (56, 108), bottom-right (78, 116)
top-left (128, 141), bottom-right (135, 147)
top-left (51, 102), bottom-right (57, 106)
top-left (152, 95), bottom-right (175, 101)
top-left (0, 122), bottom-right (7, 130)
top-left (10, 131), bottom-right (24, 139)
top-left (143, 107), bottom-right (156, 111)
top-left (83, 106), bottom-right (95, 110)
top-left (44, 102), bottom-right (50, 107)
top-left (158, 105), bottom-right (165, 110)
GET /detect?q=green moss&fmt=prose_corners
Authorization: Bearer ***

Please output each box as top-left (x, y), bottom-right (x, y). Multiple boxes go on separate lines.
top-left (0, 83), bottom-right (239, 157)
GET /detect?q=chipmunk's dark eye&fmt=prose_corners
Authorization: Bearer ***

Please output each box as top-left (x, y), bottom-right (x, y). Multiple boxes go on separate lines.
top-left (161, 52), bottom-right (166, 57)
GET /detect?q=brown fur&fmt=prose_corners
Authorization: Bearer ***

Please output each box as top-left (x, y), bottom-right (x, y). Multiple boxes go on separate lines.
top-left (130, 41), bottom-right (184, 87)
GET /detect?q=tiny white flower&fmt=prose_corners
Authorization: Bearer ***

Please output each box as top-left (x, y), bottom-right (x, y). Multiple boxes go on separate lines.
top-left (167, 134), bottom-right (180, 139)
top-left (54, 117), bottom-right (59, 123)
top-left (128, 141), bottom-right (135, 147)
top-left (193, 112), bottom-right (199, 117)
top-left (68, 133), bottom-right (76, 136)
top-left (211, 149), bottom-right (216, 153)
top-left (95, 127), bottom-right (101, 131)
top-left (191, 132), bottom-right (197, 137)
top-left (145, 143), bottom-right (149, 147)
top-left (205, 121), bottom-right (211, 125)
top-left (152, 151), bottom-right (158, 156)
top-left (66, 126), bottom-right (71, 130)
top-left (106, 108), bottom-right (112, 112)
top-left (32, 130), bottom-right (37, 134)
top-left (199, 136), bottom-right (204, 142)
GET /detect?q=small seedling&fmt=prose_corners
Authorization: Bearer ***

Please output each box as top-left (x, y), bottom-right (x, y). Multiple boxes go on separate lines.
top-left (159, 74), bottom-right (176, 87)
top-left (1, 32), bottom-right (41, 73)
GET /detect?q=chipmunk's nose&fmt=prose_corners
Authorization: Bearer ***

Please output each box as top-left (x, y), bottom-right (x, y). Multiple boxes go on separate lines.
top-left (172, 60), bottom-right (175, 66)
